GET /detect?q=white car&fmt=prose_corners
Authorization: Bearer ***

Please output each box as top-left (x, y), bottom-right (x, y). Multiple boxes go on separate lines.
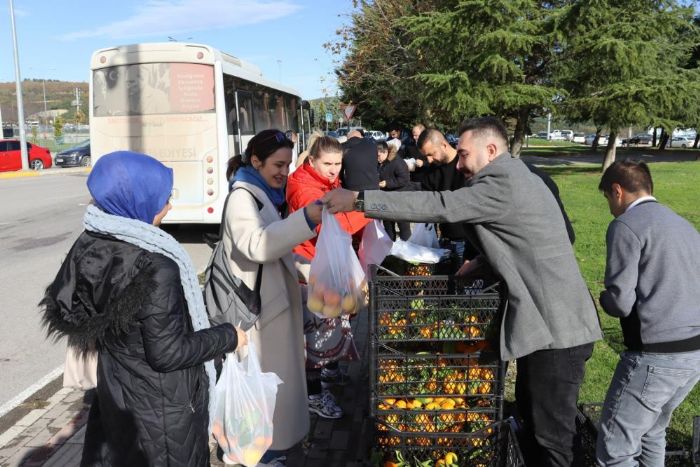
top-left (572, 133), bottom-right (586, 144)
top-left (669, 136), bottom-right (694, 148)
top-left (365, 130), bottom-right (386, 141)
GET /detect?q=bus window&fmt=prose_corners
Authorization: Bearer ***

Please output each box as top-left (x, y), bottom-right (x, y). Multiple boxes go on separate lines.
top-left (237, 92), bottom-right (254, 135)
top-left (224, 75), bottom-right (237, 135)
top-left (253, 91), bottom-right (272, 130)
top-left (272, 94), bottom-right (286, 129)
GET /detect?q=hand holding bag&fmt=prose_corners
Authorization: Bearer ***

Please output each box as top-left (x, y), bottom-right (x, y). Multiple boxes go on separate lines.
top-left (210, 345), bottom-right (282, 466)
top-left (306, 207), bottom-right (366, 318)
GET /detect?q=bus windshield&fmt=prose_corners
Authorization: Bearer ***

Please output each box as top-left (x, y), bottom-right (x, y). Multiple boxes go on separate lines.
top-left (93, 62), bottom-right (215, 116)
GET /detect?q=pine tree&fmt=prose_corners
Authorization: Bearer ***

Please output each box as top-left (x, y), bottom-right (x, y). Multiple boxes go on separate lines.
top-left (554, 0), bottom-right (700, 169)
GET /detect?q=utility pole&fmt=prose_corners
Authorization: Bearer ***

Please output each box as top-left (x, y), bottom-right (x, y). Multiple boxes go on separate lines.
top-left (9, 0), bottom-right (29, 170)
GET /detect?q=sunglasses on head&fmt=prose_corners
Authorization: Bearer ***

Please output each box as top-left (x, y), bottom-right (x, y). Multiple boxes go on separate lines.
top-left (259, 130), bottom-right (289, 145)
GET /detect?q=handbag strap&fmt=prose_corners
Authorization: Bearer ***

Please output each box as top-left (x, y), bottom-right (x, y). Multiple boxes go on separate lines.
top-left (220, 186), bottom-right (265, 297)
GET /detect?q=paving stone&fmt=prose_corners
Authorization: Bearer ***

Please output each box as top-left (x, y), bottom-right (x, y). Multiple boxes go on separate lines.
top-left (41, 402), bottom-right (71, 422)
top-left (329, 430), bottom-right (350, 450)
top-left (43, 442), bottom-right (82, 467)
top-left (15, 409), bottom-right (48, 428)
top-left (312, 419), bottom-right (333, 441)
top-left (64, 425), bottom-right (86, 445)
top-left (3, 445), bottom-right (35, 467)
top-left (0, 426), bottom-right (25, 450)
top-left (23, 426), bottom-right (56, 448)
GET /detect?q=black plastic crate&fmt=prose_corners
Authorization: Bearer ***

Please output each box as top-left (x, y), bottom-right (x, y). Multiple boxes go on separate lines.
top-left (369, 267), bottom-right (504, 344)
top-left (375, 421), bottom-right (524, 467)
top-left (370, 347), bottom-right (505, 441)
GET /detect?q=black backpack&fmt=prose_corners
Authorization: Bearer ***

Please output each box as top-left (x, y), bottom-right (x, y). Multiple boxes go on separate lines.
top-left (203, 188), bottom-right (264, 331)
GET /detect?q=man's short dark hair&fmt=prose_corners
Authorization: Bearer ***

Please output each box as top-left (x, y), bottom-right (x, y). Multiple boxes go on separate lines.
top-left (599, 160), bottom-right (654, 195)
top-left (416, 128), bottom-right (445, 150)
top-left (458, 117), bottom-right (509, 145)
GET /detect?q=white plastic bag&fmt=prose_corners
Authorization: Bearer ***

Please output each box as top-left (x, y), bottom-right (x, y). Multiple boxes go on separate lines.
top-left (210, 345), bottom-right (282, 466)
top-left (409, 222), bottom-right (440, 248)
top-left (358, 220), bottom-right (394, 274)
top-left (307, 207), bottom-right (366, 318)
top-left (389, 239), bottom-right (450, 264)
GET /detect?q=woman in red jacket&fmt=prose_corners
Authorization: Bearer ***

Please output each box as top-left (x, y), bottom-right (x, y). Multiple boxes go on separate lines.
top-left (286, 135), bottom-right (371, 419)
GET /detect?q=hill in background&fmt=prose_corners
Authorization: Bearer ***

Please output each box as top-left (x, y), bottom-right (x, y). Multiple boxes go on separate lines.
top-left (0, 80), bottom-right (88, 124)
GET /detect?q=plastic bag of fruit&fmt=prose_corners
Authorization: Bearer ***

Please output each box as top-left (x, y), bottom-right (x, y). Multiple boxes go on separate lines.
top-left (210, 345), bottom-right (282, 466)
top-left (307, 207), bottom-right (367, 319)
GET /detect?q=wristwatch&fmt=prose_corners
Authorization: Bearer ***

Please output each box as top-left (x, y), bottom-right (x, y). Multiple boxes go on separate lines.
top-left (353, 191), bottom-right (365, 212)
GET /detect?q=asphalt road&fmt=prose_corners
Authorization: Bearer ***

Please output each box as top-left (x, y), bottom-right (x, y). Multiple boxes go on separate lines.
top-left (0, 171), bottom-right (216, 413)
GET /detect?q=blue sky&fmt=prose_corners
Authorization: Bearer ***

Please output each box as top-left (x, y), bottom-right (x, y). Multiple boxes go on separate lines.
top-left (0, 0), bottom-right (353, 99)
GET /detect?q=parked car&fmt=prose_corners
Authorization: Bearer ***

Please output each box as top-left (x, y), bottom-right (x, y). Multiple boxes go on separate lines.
top-left (622, 134), bottom-right (652, 146)
top-left (559, 130), bottom-right (574, 141)
top-left (585, 134), bottom-right (609, 146)
top-left (669, 136), bottom-right (694, 149)
top-left (324, 130), bottom-right (339, 139)
top-left (572, 133), bottom-right (586, 144)
top-left (54, 140), bottom-right (91, 167)
top-left (365, 130), bottom-right (386, 141)
top-left (445, 133), bottom-right (459, 148)
top-left (0, 139), bottom-right (52, 172)
top-left (534, 131), bottom-right (549, 139)
top-left (336, 126), bottom-right (365, 137)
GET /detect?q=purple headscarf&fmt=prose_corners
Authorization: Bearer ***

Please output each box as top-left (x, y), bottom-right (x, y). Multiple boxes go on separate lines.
top-left (87, 151), bottom-right (173, 224)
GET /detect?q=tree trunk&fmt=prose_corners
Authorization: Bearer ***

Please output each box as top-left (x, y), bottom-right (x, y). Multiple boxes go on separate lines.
top-left (652, 127), bottom-right (658, 147)
top-left (510, 109), bottom-right (529, 158)
top-left (694, 133), bottom-right (699, 149)
top-left (592, 127), bottom-right (602, 151)
top-left (601, 129), bottom-right (618, 171)
top-left (658, 129), bottom-right (669, 150)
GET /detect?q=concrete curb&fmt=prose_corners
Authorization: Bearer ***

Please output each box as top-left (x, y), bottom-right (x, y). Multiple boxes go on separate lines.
top-left (0, 167), bottom-right (90, 180)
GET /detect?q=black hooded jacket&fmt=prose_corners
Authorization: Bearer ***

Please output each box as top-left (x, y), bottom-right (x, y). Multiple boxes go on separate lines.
top-left (40, 231), bottom-right (237, 466)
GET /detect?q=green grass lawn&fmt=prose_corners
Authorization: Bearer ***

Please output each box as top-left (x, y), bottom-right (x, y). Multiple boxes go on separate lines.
top-left (543, 161), bottom-right (700, 450)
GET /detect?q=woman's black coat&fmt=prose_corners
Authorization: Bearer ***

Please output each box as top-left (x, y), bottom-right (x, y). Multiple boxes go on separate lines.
top-left (40, 231), bottom-right (237, 466)
top-left (378, 157), bottom-right (411, 191)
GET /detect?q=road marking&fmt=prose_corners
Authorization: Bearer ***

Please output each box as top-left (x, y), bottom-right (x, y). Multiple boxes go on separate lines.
top-left (0, 365), bottom-right (64, 418)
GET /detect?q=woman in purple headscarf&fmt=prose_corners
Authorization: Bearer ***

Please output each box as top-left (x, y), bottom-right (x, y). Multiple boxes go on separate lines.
top-left (40, 151), bottom-right (246, 467)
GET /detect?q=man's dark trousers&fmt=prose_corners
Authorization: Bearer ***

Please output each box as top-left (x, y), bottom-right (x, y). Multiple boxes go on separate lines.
top-left (515, 342), bottom-right (594, 467)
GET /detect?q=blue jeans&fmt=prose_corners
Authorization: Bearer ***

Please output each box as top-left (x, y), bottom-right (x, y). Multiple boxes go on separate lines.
top-left (596, 350), bottom-right (700, 467)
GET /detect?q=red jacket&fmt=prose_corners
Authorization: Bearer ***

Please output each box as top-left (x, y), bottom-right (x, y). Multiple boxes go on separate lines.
top-left (286, 162), bottom-right (370, 261)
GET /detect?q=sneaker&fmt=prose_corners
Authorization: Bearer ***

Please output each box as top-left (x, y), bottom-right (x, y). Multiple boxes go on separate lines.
top-left (320, 367), bottom-right (351, 388)
top-left (308, 390), bottom-right (343, 419)
top-left (257, 455), bottom-right (286, 466)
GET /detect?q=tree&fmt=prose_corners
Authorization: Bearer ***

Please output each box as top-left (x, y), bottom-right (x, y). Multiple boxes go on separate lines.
top-left (332, 1), bottom-right (563, 155)
top-left (328, 0), bottom-right (445, 131)
top-left (401, 0), bottom-right (564, 155)
top-left (555, 0), bottom-right (700, 170)
top-left (53, 116), bottom-right (63, 138)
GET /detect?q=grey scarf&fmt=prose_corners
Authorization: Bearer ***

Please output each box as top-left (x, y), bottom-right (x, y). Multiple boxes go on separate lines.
top-left (83, 204), bottom-right (217, 425)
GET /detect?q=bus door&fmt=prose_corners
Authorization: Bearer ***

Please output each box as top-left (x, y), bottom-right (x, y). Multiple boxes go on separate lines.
top-left (232, 90), bottom-right (254, 157)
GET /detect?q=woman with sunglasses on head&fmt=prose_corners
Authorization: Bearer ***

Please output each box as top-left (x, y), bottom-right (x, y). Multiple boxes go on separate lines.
top-left (40, 151), bottom-right (246, 466)
top-left (221, 129), bottom-right (323, 466)
top-left (286, 135), bottom-right (371, 420)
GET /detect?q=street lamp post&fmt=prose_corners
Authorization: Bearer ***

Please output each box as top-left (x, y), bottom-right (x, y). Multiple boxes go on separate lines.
top-left (9, 0), bottom-right (29, 170)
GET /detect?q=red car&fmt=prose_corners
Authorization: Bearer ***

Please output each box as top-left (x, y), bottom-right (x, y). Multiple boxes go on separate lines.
top-left (0, 139), bottom-right (53, 172)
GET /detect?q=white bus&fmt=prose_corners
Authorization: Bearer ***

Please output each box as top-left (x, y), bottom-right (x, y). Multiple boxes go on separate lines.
top-left (89, 42), bottom-right (313, 223)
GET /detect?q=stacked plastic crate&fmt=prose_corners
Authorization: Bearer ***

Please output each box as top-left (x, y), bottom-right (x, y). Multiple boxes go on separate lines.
top-left (369, 265), bottom-right (523, 467)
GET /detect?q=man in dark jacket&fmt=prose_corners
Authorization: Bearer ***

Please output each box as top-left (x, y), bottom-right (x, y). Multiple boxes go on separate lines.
top-left (341, 130), bottom-right (380, 191)
top-left (596, 161), bottom-right (700, 466)
top-left (417, 128), bottom-right (475, 262)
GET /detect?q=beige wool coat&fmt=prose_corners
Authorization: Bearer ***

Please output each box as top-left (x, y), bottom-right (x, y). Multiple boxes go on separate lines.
top-left (222, 180), bottom-right (316, 450)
